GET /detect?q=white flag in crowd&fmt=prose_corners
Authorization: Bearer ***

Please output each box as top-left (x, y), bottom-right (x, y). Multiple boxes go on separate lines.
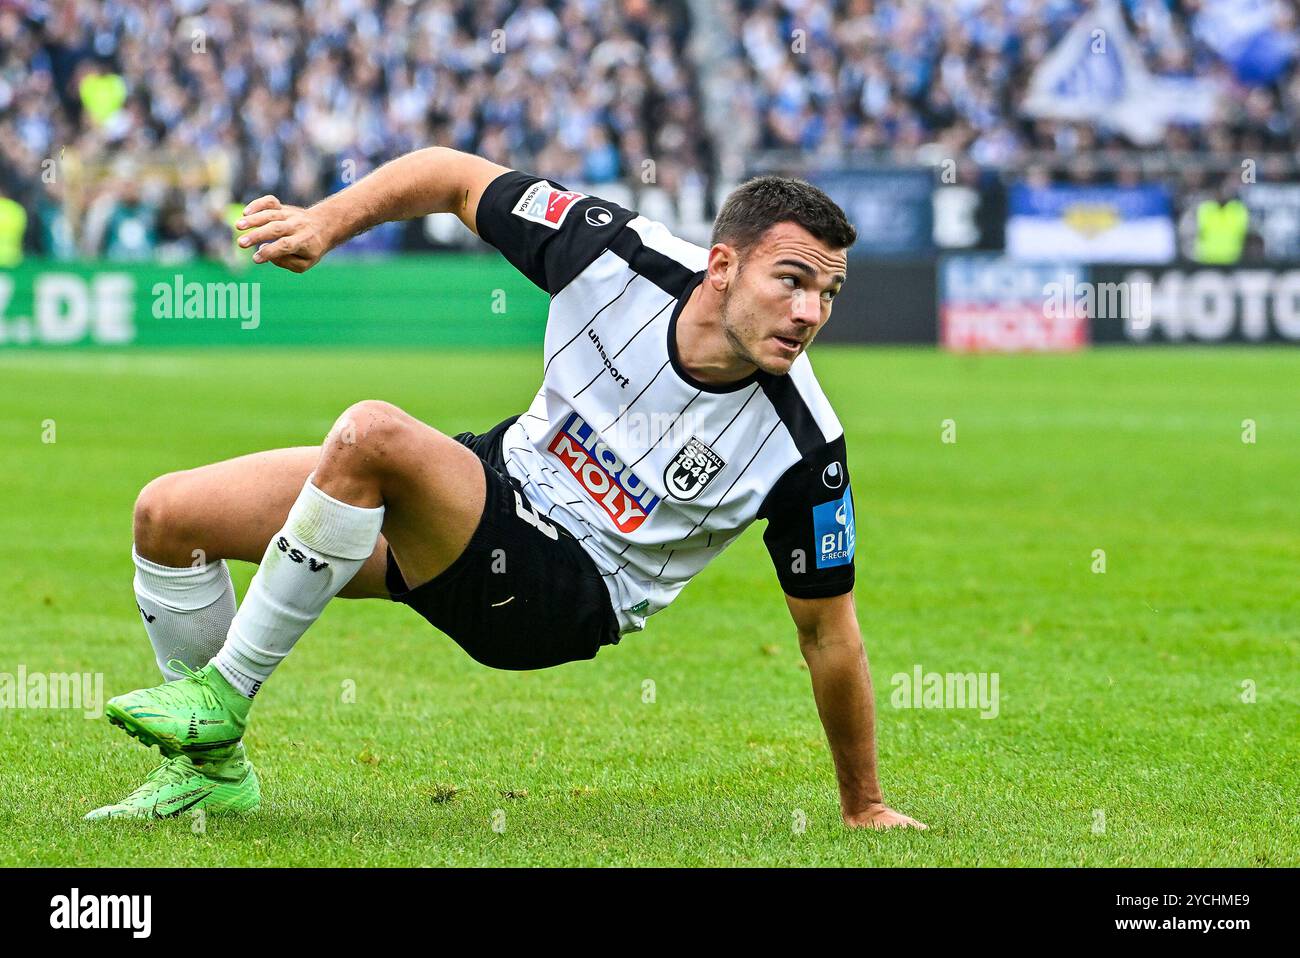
top-left (1022, 0), bottom-right (1221, 146)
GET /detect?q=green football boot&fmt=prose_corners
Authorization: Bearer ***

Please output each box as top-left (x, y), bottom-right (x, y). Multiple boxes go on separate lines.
top-left (105, 660), bottom-right (251, 759)
top-left (83, 746), bottom-right (261, 820)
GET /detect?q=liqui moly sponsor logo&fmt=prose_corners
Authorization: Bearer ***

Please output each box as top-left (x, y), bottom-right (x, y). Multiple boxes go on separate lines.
top-left (548, 412), bottom-right (660, 532)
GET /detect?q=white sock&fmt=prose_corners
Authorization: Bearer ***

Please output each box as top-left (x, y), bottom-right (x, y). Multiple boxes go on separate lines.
top-left (133, 548), bottom-right (237, 681)
top-left (213, 478), bottom-right (384, 698)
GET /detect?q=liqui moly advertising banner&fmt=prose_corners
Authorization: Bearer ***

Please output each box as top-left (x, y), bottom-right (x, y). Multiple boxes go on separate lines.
top-left (940, 255), bottom-right (1091, 352)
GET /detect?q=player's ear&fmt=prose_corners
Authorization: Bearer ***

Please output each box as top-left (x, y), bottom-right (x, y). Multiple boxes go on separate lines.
top-left (706, 242), bottom-right (740, 290)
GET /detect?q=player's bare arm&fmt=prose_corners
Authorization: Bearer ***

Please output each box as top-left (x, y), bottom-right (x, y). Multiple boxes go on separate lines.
top-left (234, 147), bottom-right (510, 271)
top-left (788, 592), bottom-right (926, 830)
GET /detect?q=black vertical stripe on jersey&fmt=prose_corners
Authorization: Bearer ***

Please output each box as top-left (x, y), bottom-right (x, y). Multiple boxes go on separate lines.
top-left (598, 359), bottom-right (670, 432)
top-left (506, 446), bottom-right (570, 498)
top-left (757, 372), bottom-right (826, 458)
top-left (607, 226), bottom-right (698, 296)
top-left (708, 383), bottom-right (761, 446)
top-left (571, 296), bottom-right (674, 400)
top-left (610, 296), bottom-right (674, 359)
top-left (571, 367), bottom-right (607, 402)
top-left (542, 272), bottom-right (639, 376)
top-left (679, 417), bottom-right (782, 541)
top-left (627, 389), bottom-right (702, 469)
top-left (603, 556), bottom-right (633, 578)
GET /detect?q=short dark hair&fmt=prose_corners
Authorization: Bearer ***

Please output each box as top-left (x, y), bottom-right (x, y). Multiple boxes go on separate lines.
top-left (710, 175), bottom-right (857, 255)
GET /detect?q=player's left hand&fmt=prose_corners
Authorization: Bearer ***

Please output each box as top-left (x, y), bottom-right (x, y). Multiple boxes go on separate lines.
top-left (843, 803), bottom-right (928, 830)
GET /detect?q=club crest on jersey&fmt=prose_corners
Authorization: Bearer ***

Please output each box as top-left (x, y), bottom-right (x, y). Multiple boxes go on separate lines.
top-left (512, 180), bottom-right (587, 229)
top-left (548, 412), bottom-right (660, 532)
top-left (664, 437), bottom-right (725, 501)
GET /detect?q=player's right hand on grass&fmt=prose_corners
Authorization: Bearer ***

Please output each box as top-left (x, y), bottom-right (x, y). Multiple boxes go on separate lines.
top-left (236, 195), bottom-right (334, 273)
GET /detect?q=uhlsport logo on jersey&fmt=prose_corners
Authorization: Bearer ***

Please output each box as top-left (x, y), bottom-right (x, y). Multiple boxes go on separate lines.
top-left (812, 485), bottom-right (855, 569)
top-left (548, 412), bottom-right (660, 532)
top-left (664, 436), bottom-right (725, 501)
top-left (512, 180), bottom-right (587, 229)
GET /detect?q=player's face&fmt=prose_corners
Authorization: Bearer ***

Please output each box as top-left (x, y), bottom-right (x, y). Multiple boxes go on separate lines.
top-left (719, 223), bottom-right (848, 375)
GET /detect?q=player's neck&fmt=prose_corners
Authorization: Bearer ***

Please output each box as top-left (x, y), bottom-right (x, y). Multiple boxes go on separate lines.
top-left (676, 283), bottom-right (759, 386)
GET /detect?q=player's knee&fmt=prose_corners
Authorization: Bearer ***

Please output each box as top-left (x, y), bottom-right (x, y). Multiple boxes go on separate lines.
top-left (319, 400), bottom-right (414, 479)
top-left (133, 473), bottom-right (191, 557)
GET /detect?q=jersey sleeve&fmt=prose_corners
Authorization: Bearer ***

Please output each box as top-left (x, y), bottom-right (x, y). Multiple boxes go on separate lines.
top-left (758, 433), bottom-right (856, 599)
top-left (474, 170), bottom-right (638, 294)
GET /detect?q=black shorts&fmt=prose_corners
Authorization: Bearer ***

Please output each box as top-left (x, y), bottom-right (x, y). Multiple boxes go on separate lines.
top-left (385, 414), bottom-right (621, 670)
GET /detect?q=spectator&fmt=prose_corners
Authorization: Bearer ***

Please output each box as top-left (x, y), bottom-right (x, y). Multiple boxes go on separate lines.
top-left (1194, 175), bottom-right (1250, 264)
top-left (4, 0), bottom-right (710, 258)
top-left (3, 0), bottom-right (1297, 262)
top-left (0, 187), bottom-right (27, 267)
top-left (726, 0), bottom-right (1299, 167)
top-left (87, 179), bottom-right (158, 262)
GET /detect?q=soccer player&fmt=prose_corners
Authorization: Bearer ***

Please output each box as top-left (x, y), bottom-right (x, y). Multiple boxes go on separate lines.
top-left (87, 147), bottom-right (926, 831)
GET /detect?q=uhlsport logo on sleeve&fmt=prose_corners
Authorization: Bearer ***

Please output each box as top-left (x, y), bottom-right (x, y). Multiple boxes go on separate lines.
top-left (664, 437), bottom-right (725, 501)
top-left (812, 486), bottom-right (855, 568)
top-left (512, 180), bottom-right (587, 229)
top-left (548, 412), bottom-right (660, 532)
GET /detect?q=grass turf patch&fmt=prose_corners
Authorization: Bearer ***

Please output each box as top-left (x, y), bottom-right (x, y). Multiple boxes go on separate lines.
top-left (1, 346), bottom-right (1296, 866)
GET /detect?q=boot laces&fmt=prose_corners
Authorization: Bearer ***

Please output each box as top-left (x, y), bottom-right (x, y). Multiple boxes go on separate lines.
top-left (153, 660), bottom-right (223, 711)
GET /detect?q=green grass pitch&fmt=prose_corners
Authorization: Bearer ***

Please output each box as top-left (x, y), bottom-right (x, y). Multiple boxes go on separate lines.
top-left (1, 346), bottom-right (1296, 866)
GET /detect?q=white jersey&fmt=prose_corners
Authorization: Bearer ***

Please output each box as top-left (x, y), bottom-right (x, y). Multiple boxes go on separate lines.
top-left (476, 171), bottom-right (857, 634)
